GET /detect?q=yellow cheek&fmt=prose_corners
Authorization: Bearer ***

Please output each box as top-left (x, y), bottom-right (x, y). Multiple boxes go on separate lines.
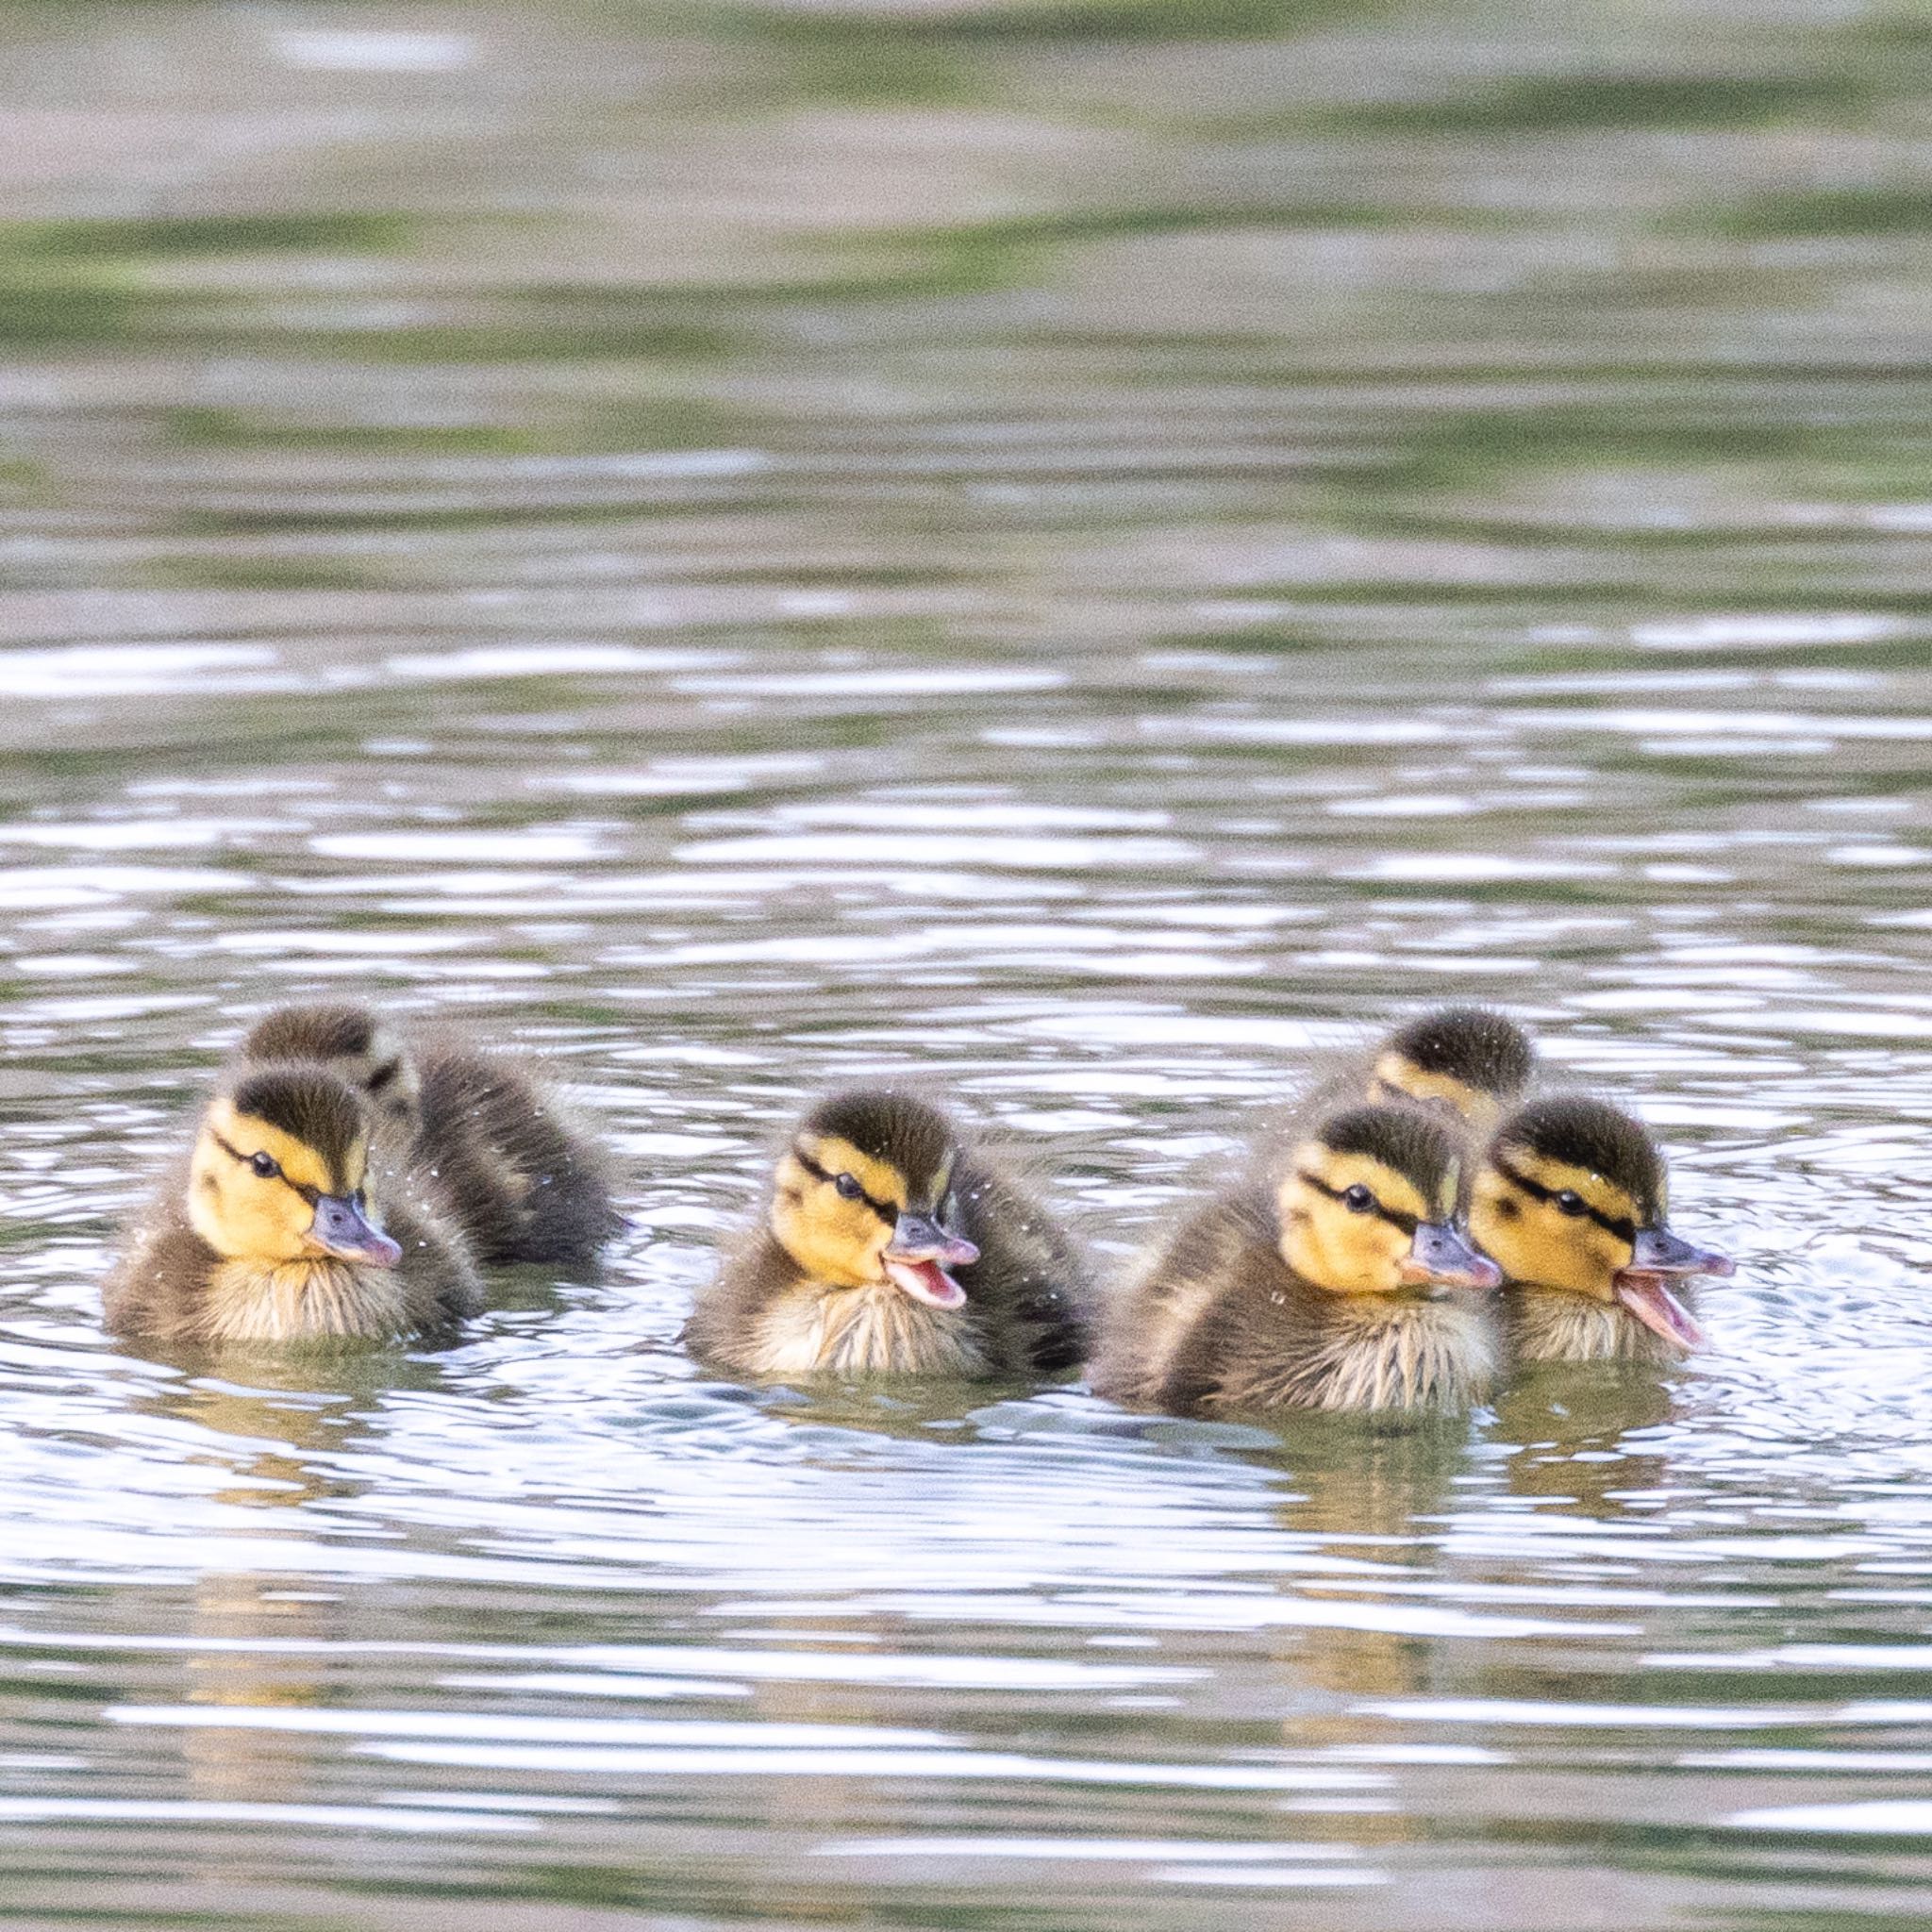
top-left (1280, 1193), bottom-right (1408, 1295)
top-left (1373, 1056), bottom-right (1498, 1128)
top-left (1470, 1179), bottom-right (1621, 1298)
top-left (770, 1184), bottom-right (889, 1288)
top-left (189, 1164), bottom-right (317, 1262)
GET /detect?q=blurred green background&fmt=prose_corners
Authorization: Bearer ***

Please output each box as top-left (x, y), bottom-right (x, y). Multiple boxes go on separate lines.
top-left (4, 10), bottom-right (1932, 1932)
top-left (2, 0), bottom-right (1928, 625)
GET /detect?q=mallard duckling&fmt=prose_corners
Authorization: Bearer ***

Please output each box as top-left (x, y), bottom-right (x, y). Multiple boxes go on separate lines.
top-left (1092, 1102), bottom-right (1502, 1416)
top-left (104, 1065), bottom-right (482, 1347)
top-left (1359, 1006), bottom-right (1537, 1133)
top-left (244, 1002), bottom-right (422, 1134)
top-left (1468, 1095), bottom-right (1733, 1364)
top-left (685, 1089), bottom-right (1092, 1381)
top-left (241, 1002), bottom-right (620, 1272)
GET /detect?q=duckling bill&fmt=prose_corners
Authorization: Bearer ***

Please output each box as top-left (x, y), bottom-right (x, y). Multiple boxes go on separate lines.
top-left (685, 1089), bottom-right (1091, 1380)
top-left (1470, 1095), bottom-right (1732, 1363)
top-left (104, 1066), bottom-right (482, 1348)
top-left (1093, 1102), bottom-right (1502, 1416)
top-left (242, 1001), bottom-right (620, 1272)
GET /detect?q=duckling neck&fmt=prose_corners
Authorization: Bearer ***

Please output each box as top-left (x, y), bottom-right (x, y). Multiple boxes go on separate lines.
top-left (202, 1256), bottom-right (408, 1346)
top-left (1507, 1286), bottom-right (1675, 1365)
top-left (1262, 1286), bottom-right (1496, 1413)
top-left (749, 1271), bottom-right (987, 1379)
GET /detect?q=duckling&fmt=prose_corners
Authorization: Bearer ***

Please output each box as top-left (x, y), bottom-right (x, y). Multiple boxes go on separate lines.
top-left (1357, 1006), bottom-right (1537, 1133)
top-left (1468, 1095), bottom-right (1733, 1364)
top-left (243, 1002), bottom-right (422, 1136)
top-left (240, 1002), bottom-right (620, 1272)
top-left (104, 1065), bottom-right (482, 1347)
top-left (685, 1089), bottom-right (1092, 1381)
top-left (1092, 1102), bottom-right (1502, 1416)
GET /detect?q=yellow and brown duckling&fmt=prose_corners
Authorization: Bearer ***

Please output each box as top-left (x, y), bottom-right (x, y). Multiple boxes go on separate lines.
top-left (244, 1001), bottom-right (423, 1137)
top-left (1092, 1102), bottom-right (1503, 1416)
top-left (685, 1089), bottom-right (1092, 1381)
top-left (241, 1002), bottom-right (621, 1273)
top-left (104, 1065), bottom-right (482, 1348)
top-left (1469, 1095), bottom-right (1733, 1364)
top-left (1358, 1005), bottom-right (1538, 1134)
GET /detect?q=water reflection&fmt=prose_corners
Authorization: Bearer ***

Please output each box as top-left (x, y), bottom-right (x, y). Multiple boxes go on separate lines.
top-left (7, 0), bottom-right (1932, 1923)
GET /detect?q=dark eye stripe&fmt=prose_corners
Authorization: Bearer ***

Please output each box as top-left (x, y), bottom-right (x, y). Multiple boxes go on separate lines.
top-left (1492, 1156), bottom-right (1635, 1244)
top-left (1296, 1168), bottom-right (1420, 1238)
top-left (211, 1129), bottom-right (323, 1207)
top-left (791, 1141), bottom-right (895, 1226)
top-left (365, 1058), bottom-right (402, 1096)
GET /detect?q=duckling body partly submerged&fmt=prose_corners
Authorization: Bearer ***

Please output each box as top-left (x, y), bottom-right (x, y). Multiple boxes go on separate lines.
top-left (410, 1040), bottom-right (620, 1270)
top-left (242, 1003), bottom-right (620, 1272)
top-left (105, 1066), bottom-right (482, 1348)
top-left (1469, 1095), bottom-right (1732, 1366)
top-left (687, 1090), bottom-right (1091, 1381)
top-left (1093, 1103), bottom-right (1502, 1417)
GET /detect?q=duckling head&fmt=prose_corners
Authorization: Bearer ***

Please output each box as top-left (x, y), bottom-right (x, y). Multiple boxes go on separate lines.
top-left (188, 1066), bottom-right (402, 1269)
top-left (1367, 1006), bottom-right (1536, 1132)
top-left (1469, 1095), bottom-right (1732, 1351)
top-left (770, 1090), bottom-right (979, 1309)
top-left (242, 1003), bottom-right (421, 1131)
top-left (1277, 1103), bottom-right (1501, 1297)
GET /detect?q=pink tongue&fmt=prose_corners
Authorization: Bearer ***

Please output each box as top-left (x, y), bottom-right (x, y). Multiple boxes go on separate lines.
top-left (885, 1258), bottom-right (967, 1310)
top-left (1613, 1272), bottom-right (1707, 1352)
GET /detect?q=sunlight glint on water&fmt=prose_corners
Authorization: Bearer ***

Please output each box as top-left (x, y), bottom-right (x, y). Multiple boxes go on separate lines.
top-left (3, 0), bottom-right (1932, 1926)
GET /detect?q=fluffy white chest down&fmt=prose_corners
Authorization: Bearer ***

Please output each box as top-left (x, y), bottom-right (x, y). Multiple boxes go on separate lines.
top-left (746, 1281), bottom-right (988, 1379)
top-left (1509, 1291), bottom-right (1673, 1365)
top-left (1286, 1295), bottom-right (1496, 1412)
top-left (204, 1259), bottom-right (408, 1345)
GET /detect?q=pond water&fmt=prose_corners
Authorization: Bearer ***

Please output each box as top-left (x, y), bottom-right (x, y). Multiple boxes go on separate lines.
top-left (5, 1), bottom-right (1932, 1926)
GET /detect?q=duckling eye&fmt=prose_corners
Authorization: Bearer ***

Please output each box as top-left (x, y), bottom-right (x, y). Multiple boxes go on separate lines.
top-left (1555, 1190), bottom-right (1588, 1217)
top-left (833, 1173), bottom-right (864, 1202)
top-left (1341, 1184), bottom-right (1375, 1214)
top-left (249, 1151), bottom-right (281, 1180)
